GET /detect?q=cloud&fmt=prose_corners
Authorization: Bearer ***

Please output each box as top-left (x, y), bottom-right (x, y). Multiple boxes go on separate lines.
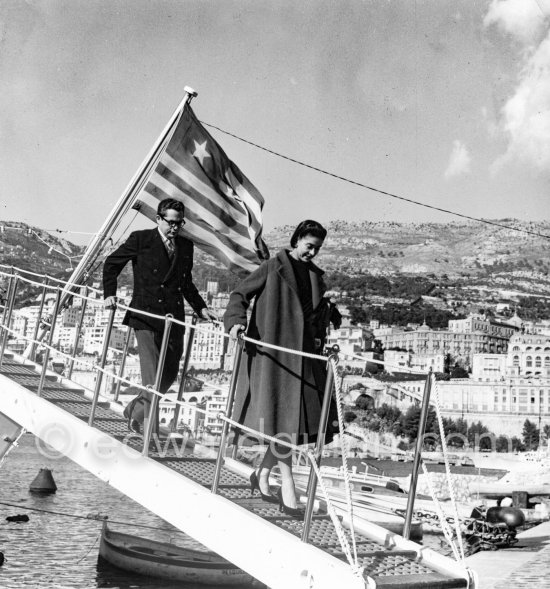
top-left (485, 0), bottom-right (550, 175)
top-left (484, 0), bottom-right (547, 45)
top-left (444, 140), bottom-right (471, 179)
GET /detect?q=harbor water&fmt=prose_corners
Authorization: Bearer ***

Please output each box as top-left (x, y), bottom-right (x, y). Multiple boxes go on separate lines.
top-left (0, 434), bottom-right (253, 589)
top-left (0, 434), bottom-right (462, 588)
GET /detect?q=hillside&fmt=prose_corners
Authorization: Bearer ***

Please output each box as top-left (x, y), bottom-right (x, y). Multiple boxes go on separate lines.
top-left (1, 219), bottom-right (549, 302)
top-left (0, 222), bottom-right (85, 305)
top-left (267, 219), bottom-right (550, 296)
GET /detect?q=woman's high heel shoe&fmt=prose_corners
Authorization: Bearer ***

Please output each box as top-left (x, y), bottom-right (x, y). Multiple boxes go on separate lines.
top-left (249, 472), bottom-right (279, 504)
top-left (276, 487), bottom-right (305, 519)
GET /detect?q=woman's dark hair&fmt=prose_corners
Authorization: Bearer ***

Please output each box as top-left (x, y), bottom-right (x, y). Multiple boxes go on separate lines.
top-left (290, 220), bottom-right (327, 248)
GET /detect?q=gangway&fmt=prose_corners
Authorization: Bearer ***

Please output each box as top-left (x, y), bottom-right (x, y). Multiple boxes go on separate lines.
top-left (0, 350), bottom-right (475, 589)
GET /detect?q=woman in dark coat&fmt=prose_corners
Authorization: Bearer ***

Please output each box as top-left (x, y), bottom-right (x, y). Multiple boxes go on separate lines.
top-left (224, 220), bottom-right (339, 517)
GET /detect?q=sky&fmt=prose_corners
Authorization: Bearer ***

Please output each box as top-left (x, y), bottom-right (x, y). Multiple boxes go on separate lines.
top-left (1, 0), bottom-right (549, 246)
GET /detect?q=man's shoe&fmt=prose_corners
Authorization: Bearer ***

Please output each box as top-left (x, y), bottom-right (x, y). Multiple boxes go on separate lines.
top-left (128, 419), bottom-right (141, 434)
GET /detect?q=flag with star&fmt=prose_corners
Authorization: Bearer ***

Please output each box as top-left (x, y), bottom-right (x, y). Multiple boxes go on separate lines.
top-left (133, 103), bottom-right (269, 275)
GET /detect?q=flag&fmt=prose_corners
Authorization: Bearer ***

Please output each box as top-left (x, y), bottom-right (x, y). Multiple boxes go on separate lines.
top-left (133, 103), bottom-right (269, 275)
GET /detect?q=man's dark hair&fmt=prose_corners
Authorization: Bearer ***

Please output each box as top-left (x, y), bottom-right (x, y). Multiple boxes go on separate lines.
top-left (290, 220), bottom-right (327, 248)
top-left (157, 198), bottom-right (185, 216)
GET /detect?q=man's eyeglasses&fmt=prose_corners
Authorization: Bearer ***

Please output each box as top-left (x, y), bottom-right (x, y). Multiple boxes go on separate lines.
top-left (159, 215), bottom-right (185, 228)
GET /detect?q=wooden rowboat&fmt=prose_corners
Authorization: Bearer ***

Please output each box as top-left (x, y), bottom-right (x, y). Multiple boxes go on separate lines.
top-left (99, 522), bottom-right (255, 586)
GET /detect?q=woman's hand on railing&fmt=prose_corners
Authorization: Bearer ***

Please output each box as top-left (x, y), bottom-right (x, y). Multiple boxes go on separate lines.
top-left (229, 324), bottom-right (246, 340)
top-left (104, 296), bottom-right (117, 310)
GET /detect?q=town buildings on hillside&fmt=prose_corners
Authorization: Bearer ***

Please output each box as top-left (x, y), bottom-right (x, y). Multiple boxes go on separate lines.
top-left (5, 277), bottom-right (550, 438)
top-left (341, 331), bottom-right (550, 436)
top-left (372, 315), bottom-right (517, 369)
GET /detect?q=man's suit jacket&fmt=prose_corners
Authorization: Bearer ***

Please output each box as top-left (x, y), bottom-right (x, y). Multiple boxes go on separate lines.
top-left (103, 229), bottom-right (206, 333)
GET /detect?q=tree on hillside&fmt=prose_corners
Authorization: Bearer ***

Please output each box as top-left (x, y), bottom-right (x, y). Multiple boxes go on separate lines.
top-left (402, 405), bottom-right (437, 441)
top-left (450, 364), bottom-right (469, 378)
top-left (522, 419), bottom-right (540, 451)
top-left (467, 421), bottom-right (491, 450)
top-left (496, 435), bottom-right (512, 453)
top-left (355, 394), bottom-right (374, 411)
top-left (376, 403), bottom-right (401, 423)
top-left (344, 411), bottom-right (357, 424)
top-left (375, 404), bottom-right (404, 436)
top-left (455, 417), bottom-right (468, 437)
top-left (511, 436), bottom-right (525, 452)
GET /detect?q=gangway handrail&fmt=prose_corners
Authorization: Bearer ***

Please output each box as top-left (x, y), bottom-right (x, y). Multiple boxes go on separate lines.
top-left (0, 267), bottom-right (101, 295)
top-left (0, 322), bottom-right (212, 419)
top-left (1, 266), bottom-right (431, 375)
top-left (36, 288), bottom-right (62, 397)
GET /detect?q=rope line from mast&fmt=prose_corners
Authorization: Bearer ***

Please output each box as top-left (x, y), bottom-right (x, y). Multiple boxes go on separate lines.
top-left (200, 120), bottom-right (550, 241)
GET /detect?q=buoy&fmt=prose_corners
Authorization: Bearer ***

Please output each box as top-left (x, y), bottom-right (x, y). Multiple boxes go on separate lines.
top-left (29, 467), bottom-right (57, 494)
top-left (6, 514), bottom-right (29, 523)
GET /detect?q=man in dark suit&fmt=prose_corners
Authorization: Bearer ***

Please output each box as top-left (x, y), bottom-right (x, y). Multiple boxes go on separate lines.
top-left (103, 198), bottom-right (217, 435)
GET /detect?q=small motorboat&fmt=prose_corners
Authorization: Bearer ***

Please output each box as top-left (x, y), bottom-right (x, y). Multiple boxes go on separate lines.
top-left (99, 522), bottom-right (255, 586)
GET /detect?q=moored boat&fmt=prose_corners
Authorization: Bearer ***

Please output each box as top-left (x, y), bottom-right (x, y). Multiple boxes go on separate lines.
top-left (99, 522), bottom-right (255, 586)
top-left (290, 464), bottom-right (475, 538)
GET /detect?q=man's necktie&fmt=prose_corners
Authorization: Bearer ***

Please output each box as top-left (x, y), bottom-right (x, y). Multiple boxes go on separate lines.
top-left (166, 239), bottom-right (175, 259)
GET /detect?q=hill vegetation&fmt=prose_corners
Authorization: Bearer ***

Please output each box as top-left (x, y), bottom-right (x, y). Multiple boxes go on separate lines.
top-left (1, 218), bottom-right (549, 319)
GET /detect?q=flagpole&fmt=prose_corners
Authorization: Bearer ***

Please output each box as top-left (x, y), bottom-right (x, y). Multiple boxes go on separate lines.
top-left (61, 86), bottom-right (198, 307)
top-left (24, 87), bottom-right (198, 357)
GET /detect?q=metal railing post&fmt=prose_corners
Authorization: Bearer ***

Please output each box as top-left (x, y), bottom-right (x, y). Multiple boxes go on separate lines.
top-left (301, 348), bottom-right (338, 543)
top-left (212, 336), bottom-right (244, 494)
top-left (66, 286), bottom-right (88, 379)
top-left (113, 327), bottom-right (132, 402)
top-left (0, 275), bottom-right (18, 368)
top-left (87, 307), bottom-right (116, 426)
top-left (171, 314), bottom-right (197, 432)
top-left (403, 369), bottom-right (434, 540)
top-left (0, 276), bottom-right (11, 323)
top-left (142, 316), bottom-right (173, 456)
top-left (29, 277), bottom-right (48, 362)
top-left (36, 289), bottom-right (62, 397)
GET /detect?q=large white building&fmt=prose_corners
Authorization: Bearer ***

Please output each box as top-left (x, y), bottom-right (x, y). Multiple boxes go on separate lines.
top-left (157, 388), bottom-right (228, 436)
top-left (508, 332), bottom-right (550, 378)
top-left (448, 314), bottom-right (517, 338)
top-left (325, 326), bottom-right (371, 355)
top-left (436, 332), bottom-right (550, 435)
top-left (374, 321), bottom-right (510, 368)
top-left (343, 331), bottom-right (550, 436)
top-left (189, 320), bottom-right (226, 369)
top-left (383, 350), bottom-right (445, 374)
top-left (82, 325), bottom-right (129, 355)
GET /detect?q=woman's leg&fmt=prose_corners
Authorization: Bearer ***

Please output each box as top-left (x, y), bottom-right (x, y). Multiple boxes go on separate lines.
top-left (256, 445), bottom-right (277, 495)
top-left (277, 453), bottom-right (298, 509)
top-left (257, 443), bottom-right (298, 508)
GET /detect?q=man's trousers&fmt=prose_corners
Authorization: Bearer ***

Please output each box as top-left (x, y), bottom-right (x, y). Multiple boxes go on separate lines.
top-left (134, 326), bottom-right (184, 432)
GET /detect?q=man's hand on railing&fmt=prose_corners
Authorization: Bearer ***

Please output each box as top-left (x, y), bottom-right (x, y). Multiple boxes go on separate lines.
top-left (229, 324), bottom-right (246, 340)
top-left (200, 307), bottom-right (218, 321)
top-left (104, 296), bottom-right (117, 310)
